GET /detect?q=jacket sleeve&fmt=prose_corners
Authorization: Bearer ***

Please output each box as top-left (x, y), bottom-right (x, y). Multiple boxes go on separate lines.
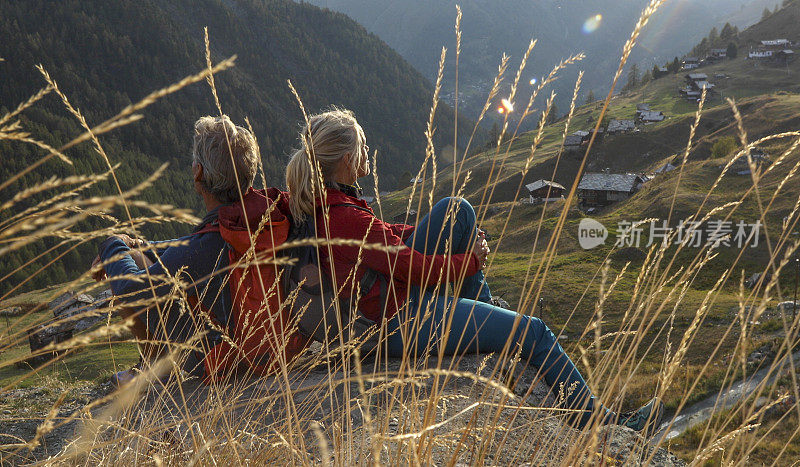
top-left (329, 209), bottom-right (481, 286)
top-left (388, 223), bottom-right (415, 240)
top-left (98, 234), bottom-right (221, 299)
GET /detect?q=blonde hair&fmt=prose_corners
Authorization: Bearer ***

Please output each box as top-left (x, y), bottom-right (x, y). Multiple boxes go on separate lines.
top-left (192, 115), bottom-right (258, 203)
top-left (285, 109), bottom-right (366, 222)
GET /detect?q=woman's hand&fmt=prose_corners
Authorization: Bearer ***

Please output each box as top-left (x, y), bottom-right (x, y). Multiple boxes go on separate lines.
top-left (474, 230), bottom-right (490, 269)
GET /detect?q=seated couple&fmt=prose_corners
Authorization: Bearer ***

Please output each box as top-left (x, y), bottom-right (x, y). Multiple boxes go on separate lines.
top-left (93, 111), bottom-right (663, 433)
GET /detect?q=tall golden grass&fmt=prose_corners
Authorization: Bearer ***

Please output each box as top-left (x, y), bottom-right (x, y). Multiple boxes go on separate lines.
top-left (2, 0), bottom-right (800, 464)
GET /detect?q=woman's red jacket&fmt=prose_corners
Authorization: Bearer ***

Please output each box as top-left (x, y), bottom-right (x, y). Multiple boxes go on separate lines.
top-left (314, 188), bottom-right (481, 322)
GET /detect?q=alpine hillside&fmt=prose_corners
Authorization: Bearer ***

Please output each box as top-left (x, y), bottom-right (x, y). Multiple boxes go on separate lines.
top-left (0, 0), bottom-right (476, 293)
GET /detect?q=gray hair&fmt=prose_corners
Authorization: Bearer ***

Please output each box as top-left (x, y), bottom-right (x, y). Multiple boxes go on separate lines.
top-left (192, 115), bottom-right (258, 203)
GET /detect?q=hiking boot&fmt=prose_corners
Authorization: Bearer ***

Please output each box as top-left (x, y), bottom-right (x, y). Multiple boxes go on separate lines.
top-left (491, 296), bottom-right (510, 308)
top-left (617, 397), bottom-right (664, 436)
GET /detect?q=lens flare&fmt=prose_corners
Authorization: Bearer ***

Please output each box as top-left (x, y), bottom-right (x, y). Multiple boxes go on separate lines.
top-left (529, 77), bottom-right (537, 85)
top-left (582, 14), bottom-right (602, 34)
top-left (500, 98), bottom-right (514, 113)
top-left (497, 106), bottom-right (505, 114)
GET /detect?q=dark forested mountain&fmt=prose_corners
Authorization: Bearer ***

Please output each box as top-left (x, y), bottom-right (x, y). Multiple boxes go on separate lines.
top-left (0, 0), bottom-right (474, 293)
top-left (303, 0), bottom-right (778, 119)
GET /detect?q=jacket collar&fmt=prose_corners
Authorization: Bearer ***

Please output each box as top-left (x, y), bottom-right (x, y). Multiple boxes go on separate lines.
top-left (194, 206), bottom-right (220, 233)
top-left (337, 183), bottom-right (362, 199)
top-left (316, 186), bottom-right (369, 209)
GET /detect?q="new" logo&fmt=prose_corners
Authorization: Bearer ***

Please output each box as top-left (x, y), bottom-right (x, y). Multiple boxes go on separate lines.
top-left (578, 218), bottom-right (608, 249)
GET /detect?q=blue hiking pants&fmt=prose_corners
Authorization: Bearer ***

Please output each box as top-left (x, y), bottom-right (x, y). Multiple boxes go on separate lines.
top-left (385, 197), bottom-right (608, 428)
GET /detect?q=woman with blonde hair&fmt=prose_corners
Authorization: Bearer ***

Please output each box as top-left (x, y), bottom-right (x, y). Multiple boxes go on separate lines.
top-left (285, 108), bottom-right (662, 433)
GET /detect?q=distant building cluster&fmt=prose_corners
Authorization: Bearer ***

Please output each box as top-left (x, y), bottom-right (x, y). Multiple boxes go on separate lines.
top-left (748, 39), bottom-right (795, 63)
top-left (679, 72), bottom-right (715, 101)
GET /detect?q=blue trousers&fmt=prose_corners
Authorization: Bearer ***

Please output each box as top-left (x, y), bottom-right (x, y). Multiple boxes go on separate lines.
top-left (386, 197), bottom-right (608, 428)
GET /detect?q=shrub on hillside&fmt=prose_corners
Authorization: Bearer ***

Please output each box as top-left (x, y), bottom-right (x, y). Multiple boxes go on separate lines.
top-left (711, 136), bottom-right (739, 158)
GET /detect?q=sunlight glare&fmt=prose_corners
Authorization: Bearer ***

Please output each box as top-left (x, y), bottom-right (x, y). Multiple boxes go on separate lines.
top-left (582, 14), bottom-right (602, 34)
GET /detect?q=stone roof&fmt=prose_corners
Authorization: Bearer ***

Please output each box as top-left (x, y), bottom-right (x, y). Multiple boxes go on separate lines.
top-left (564, 135), bottom-right (584, 146)
top-left (526, 179), bottom-right (565, 193)
top-left (638, 110), bottom-right (665, 122)
top-left (655, 162), bottom-right (677, 173)
top-left (578, 173), bottom-right (643, 192)
top-left (687, 73), bottom-right (708, 81)
top-left (607, 119), bottom-right (635, 132)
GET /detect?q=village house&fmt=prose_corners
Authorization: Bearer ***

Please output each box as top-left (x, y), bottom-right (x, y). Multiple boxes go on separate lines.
top-left (749, 48), bottom-right (774, 59)
top-left (682, 57), bottom-right (700, 70)
top-left (587, 127), bottom-right (605, 141)
top-left (577, 173), bottom-right (646, 207)
top-left (730, 148), bottom-right (771, 175)
top-left (654, 162), bottom-right (677, 174)
top-left (680, 73), bottom-right (714, 100)
top-left (638, 110), bottom-right (665, 123)
top-left (775, 49), bottom-right (795, 64)
top-left (748, 44), bottom-right (795, 63)
top-left (570, 129), bottom-right (603, 145)
top-left (636, 104), bottom-right (665, 123)
top-left (653, 66), bottom-right (670, 78)
top-left (525, 180), bottom-right (565, 204)
top-left (564, 134), bottom-right (584, 147)
top-left (708, 48), bottom-right (727, 60)
top-left (761, 39), bottom-right (791, 49)
top-left (606, 119), bottom-right (636, 134)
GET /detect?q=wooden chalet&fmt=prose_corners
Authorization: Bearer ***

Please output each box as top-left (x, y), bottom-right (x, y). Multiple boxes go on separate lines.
top-left (525, 180), bottom-right (565, 203)
top-left (682, 57), bottom-right (700, 70)
top-left (606, 119), bottom-right (635, 134)
top-left (577, 173), bottom-right (645, 207)
top-left (775, 49), bottom-right (795, 64)
top-left (731, 149), bottom-right (771, 175)
top-left (708, 48), bottom-right (727, 60)
top-left (638, 110), bottom-right (665, 122)
top-left (654, 162), bottom-right (677, 174)
top-left (761, 39), bottom-right (791, 49)
top-left (564, 134), bottom-right (584, 147)
top-left (684, 72), bottom-right (714, 93)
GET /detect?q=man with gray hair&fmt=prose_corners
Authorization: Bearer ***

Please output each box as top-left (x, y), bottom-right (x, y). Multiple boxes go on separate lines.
top-left (94, 115), bottom-right (265, 385)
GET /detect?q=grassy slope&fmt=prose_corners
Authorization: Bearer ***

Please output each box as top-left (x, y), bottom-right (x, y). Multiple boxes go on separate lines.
top-left (0, 288), bottom-right (139, 389)
top-left (373, 42), bottom-right (800, 426)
